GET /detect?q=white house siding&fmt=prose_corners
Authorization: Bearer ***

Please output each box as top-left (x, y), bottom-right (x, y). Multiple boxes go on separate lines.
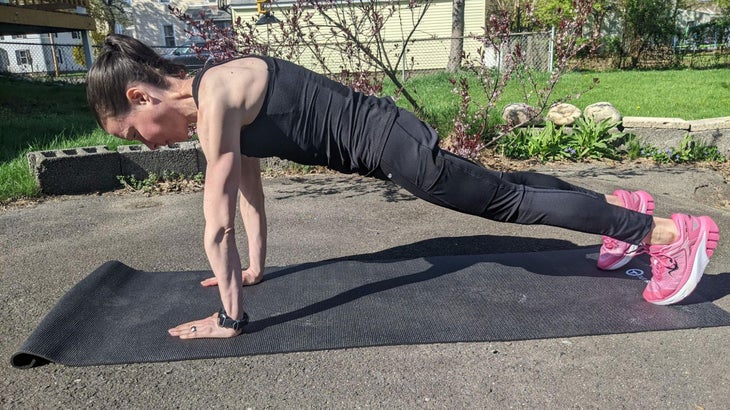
top-left (0, 33), bottom-right (85, 74)
top-left (231, 0), bottom-right (488, 73)
top-left (379, 0), bottom-right (488, 72)
top-left (127, 0), bottom-right (210, 49)
top-left (679, 9), bottom-right (719, 27)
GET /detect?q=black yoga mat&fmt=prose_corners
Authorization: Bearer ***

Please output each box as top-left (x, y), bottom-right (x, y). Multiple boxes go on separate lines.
top-left (12, 248), bottom-right (730, 368)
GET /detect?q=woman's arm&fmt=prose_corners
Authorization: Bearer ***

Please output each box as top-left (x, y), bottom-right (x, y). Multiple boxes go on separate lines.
top-left (168, 120), bottom-right (245, 338)
top-left (169, 66), bottom-right (253, 339)
top-left (199, 155), bottom-right (267, 288)
top-left (238, 156), bottom-right (267, 285)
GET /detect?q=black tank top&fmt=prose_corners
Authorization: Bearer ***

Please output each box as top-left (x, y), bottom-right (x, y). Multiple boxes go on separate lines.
top-left (192, 56), bottom-right (399, 174)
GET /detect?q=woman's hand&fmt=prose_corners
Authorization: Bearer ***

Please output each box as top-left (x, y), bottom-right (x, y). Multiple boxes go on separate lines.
top-left (200, 267), bottom-right (262, 287)
top-left (168, 312), bottom-right (242, 339)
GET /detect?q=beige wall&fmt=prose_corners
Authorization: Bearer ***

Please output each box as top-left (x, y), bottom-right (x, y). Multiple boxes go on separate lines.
top-left (128, 0), bottom-right (203, 49)
top-left (231, 0), bottom-right (487, 72)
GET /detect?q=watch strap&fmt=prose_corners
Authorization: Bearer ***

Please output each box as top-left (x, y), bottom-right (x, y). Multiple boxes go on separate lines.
top-left (217, 308), bottom-right (249, 331)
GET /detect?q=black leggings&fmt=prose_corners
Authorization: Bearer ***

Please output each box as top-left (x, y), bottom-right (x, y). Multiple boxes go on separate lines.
top-left (375, 111), bottom-right (654, 245)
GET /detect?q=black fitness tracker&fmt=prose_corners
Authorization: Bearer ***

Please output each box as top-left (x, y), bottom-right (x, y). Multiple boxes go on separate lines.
top-left (217, 308), bottom-right (249, 331)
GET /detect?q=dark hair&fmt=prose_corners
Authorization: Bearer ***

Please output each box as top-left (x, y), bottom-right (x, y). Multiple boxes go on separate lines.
top-left (86, 34), bottom-right (186, 126)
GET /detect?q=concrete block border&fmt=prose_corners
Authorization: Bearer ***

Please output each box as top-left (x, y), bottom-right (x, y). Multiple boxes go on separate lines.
top-left (118, 141), bottom-right (199, 180)
top-left (621, 115), bottom-right (730, 156)
top-left (27, 146), bottom-right (122, 195)
top-left (27, 142), bottom-right (206, 195)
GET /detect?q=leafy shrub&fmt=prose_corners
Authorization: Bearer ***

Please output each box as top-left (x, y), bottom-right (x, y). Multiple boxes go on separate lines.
top-left (567, 117), bottom-right (621, 160)
top-left (499, 117), bottom-right (623, 161)
top-left (496, 118), bottom-right (726, 165)
top-left (498, 122), bottom-right (570, 161)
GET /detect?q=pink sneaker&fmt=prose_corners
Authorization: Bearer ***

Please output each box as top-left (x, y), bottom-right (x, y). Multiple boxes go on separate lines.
top-left (597, 190), bottom-right (655, 270)
top-left (643, 214), bottom-right (720, 305)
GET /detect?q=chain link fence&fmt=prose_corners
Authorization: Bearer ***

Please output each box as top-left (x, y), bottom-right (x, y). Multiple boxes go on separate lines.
top-left (0, 41), bottom-right (87, 77)
top-left (0, 31), bottom-right (555, 78)
top-left (0, 40), bottom-right (184, 77)
top-left (238, 31), bottom-right (554, 78)
top-left (3, 30), bottom-right (729, 78)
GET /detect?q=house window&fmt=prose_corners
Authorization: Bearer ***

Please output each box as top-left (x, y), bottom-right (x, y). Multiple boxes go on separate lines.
top-left (72, 31), bottom-right (81, 39)
top-left (159, 0), bottom-right (170, 3)
top-left (55, 48), bottom-right (64, 65)
top-left (16, 50), bottom-right (32, 65)
top-left (163, 25), bottom-right (175, 47)
top-left (12, 34), bottom-right (27, 39)
top-left (215, 21), bottom-right (232, 30)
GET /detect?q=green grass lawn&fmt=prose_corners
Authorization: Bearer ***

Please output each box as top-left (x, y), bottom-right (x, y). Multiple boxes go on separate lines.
top-left (562, 69), bottom-right (730, 119)
top-left (2, 68), bottom-right (729, 203)
top-left (386, 68), bottom-right (730, 135)
top-left (0, 77), bottom-right (135, 202)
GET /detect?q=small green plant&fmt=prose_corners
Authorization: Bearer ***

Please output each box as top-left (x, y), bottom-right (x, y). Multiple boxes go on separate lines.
top-left (498, 122), bottom-right (572, 161)
top-left (496, 118), bottom-right (728, 165)
top-left (192, 172), bottom-right (205, 184)
top-left (117, 173), bottom-right (161, 192)
top-left (116, 171), bottom-right (205, 195)
top-left (567, 117), bottom-right (622, 160)
top-left (287, 163), bottom-right (319, 174)
top-left (527, 122), bottom-right (569, 161)
top-left (626, 134), bottom-right (725, 164)
top-left (499, 118), bottom-right (625, 162)
top-left (673, 134), bottom-right (726, 163)
top-left (624, 133), bottom-right (645, 160)
top-left (498, 127), bottom-right (532, 159)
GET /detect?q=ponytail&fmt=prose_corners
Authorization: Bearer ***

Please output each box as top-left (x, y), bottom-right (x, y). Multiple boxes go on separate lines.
top-left (87, 34), bottom-right (187, 126)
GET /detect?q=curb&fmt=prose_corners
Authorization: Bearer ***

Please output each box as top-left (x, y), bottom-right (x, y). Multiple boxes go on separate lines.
top-left (27, 146), bottom-right (122, 195)
top-left (27, 141), bottom-right (206, 195)
top-left (621, 116), bottom-right (730, 156)
top-left (27, 141), bottom-right (294, 195)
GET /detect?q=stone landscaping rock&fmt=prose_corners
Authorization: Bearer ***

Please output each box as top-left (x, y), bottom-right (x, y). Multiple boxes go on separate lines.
top-left (502, 103), bottom-right (542, 127)
top-left (546, 103), bottom-right (581, 126)
top-left (584, 102), bottom-right (622, 125)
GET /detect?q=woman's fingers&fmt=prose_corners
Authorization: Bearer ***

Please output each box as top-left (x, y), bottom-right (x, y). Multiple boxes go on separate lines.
top-left (168, 313), bottom-right (241, 339)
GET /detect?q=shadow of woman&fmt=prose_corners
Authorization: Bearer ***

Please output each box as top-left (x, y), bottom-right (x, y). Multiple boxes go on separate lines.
top-left (244, 235), bottom-right (730, 332)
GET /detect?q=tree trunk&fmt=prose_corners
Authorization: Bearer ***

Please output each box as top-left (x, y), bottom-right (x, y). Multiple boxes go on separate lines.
top-left (446, 0), bottom-right (465, 72)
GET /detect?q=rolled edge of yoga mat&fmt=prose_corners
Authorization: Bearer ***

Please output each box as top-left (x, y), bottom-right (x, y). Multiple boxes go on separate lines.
top-left (11, 261), bottom-right (137, 369)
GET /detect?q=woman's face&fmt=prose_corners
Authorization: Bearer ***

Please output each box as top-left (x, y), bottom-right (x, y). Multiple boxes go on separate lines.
top-left (104, 85), bottom-right (190, 150)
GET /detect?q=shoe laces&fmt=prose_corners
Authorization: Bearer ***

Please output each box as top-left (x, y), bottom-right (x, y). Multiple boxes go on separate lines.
top-left (648, 249), bottom-right (677, 280)
top-left (602, 237), bottom-right (619, 250)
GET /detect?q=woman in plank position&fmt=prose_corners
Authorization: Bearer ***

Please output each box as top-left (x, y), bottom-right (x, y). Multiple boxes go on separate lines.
top-left (87, 34), bottom-right (720, 339)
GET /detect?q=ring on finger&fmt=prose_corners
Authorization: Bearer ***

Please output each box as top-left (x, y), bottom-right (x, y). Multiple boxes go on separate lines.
top-left (190, 326), bottom-right (197, 333)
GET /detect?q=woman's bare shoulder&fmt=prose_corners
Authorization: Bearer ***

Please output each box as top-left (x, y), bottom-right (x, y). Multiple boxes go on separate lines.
top-left (197, 58), bottom-right (269, 124)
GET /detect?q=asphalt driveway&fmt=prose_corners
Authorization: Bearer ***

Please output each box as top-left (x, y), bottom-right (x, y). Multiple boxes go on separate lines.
top-left (2, 162), bottom-right (729, 408)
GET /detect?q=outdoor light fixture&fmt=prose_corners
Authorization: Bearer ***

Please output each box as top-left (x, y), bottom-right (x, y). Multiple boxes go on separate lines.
top-left (255, 0), bottom-right (280, 25)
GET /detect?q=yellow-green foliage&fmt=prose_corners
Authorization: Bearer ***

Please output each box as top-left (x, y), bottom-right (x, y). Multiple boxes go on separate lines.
top-left (71, 31), bottom-right (106, 67)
